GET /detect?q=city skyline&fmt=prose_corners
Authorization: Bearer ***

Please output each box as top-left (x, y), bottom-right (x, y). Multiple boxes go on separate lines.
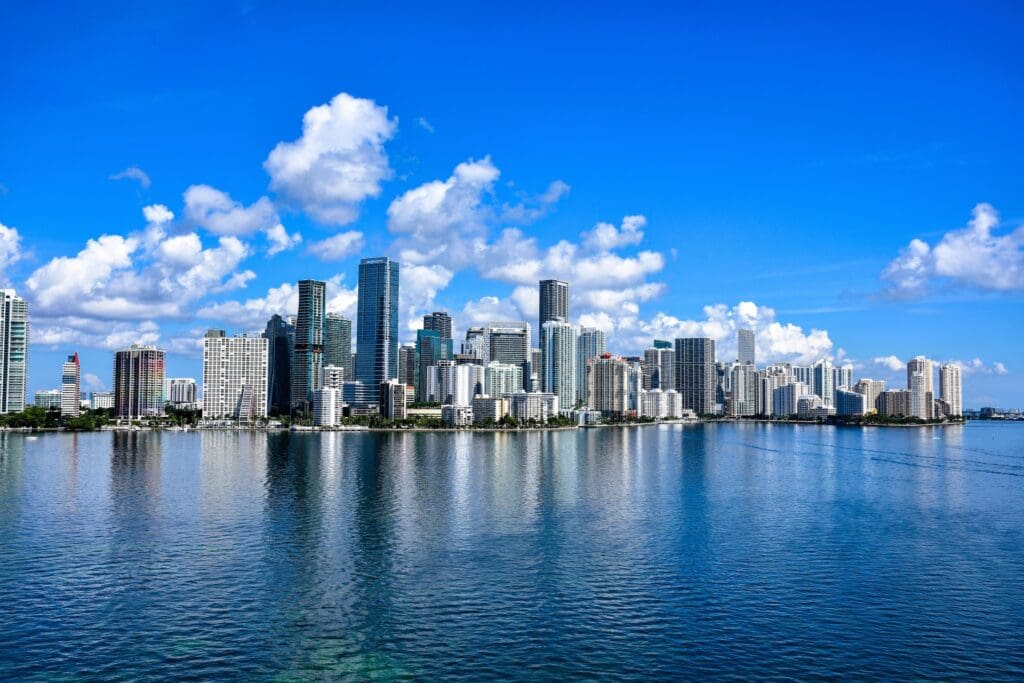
top-left (1, 4), bottom-right (1021, 407)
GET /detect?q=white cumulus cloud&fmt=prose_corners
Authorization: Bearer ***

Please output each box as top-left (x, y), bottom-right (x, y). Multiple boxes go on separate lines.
top-left (308, 231), bottom-right (365, 261)
top-left (882, 203), bottom-right (1024, 297)
top-left (265, 92), bottom-right (397, 225)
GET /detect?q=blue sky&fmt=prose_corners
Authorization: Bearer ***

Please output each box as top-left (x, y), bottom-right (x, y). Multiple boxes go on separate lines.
top-left (1, 1), bottom-right (1021, 407)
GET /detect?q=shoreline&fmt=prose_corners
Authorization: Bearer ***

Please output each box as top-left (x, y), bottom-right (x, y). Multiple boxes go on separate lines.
top-left (0, 418), bottom-right (975, 434)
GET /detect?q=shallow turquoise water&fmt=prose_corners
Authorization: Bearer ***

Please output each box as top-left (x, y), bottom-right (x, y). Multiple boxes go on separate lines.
top-left (1, 423), bottom-right (1022, 680)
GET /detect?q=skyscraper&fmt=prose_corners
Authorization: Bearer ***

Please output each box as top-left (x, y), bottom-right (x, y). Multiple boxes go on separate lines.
top-left (398, 344), bottom-right (417, 390)
top-left (356, 257), bottom-right (400, 386)
top-left (539, 279), bottom-right (569, 329)
top-left (263, 314), bottom-right (294, 416)
top-left (202, 330), bottom-right (268, 422)
top-left (541, 320), bottom-right (578, 410)
top-left (486, 321), bottom-right (531, 389)
top-left (61, 353), bottom-right (80, 417)
top-left (587, 354), bottom-right (641, 417)
top-left (0, 289), bottom-right (28, 414)
top-left (114, 344), bottom-right (165, 419)
top-left (812, 358), bottom-right (835, 407)
top-left (737, 328), bottom-right (755, 365)
top-left (909, 371), bottom-right (931, 419)
top-left (643, 346), bottom-right (675, 391)
top-left (730, 363), bottom-right (756, 416)
top-left (577, 327), bottom-right (606, 405)
top-left (907, 356), bottom-right (933, 396)
top-left (291, 279), bottom-right (326, 415)
top-left (939, 363), bottom-right (962, 417)
top-left (675, 338), bottom-right (716, 415)
top-left (416, 328), bottom-right (452, 402)
top-left (323, 313), bottom-right (353, 380)
top-left (853, 379), bottom-right (885, 412)
top-left (423, 311), bottom-right (453, 340)
top-left (832, 364), bottom-right (854, 391)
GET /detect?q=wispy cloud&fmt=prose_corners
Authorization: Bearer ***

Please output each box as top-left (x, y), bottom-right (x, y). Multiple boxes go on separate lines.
top-left (109, 166), bottom-right (152, 189)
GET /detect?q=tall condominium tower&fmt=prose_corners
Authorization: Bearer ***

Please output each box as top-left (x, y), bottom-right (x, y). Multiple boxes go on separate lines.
top-left (539, 279), bottom-right (569, 329)
top-left (61, 352), bottom-right (81, 417)
top-left (423, 311), bottom-right (453, 340)
top-left (643, 346), bottom-right (676, 391)
top-left (324, 313), bottom-right (353, 380)
top-left (416, 328), bottom-right (453, 402)
top-left (202, 330), bottom-right (269, 422)
top-left (291, 279), bottom-right (326, 415)
top-left (0, 289), bottom-right (28, 414)
top-left (907, 356), bottom-right (933, 395)
top-left (356, 257), bottom-right (400, 386)
top-left (577, 327), bottom-right (606, 405)
top-left (263, 314), bottom-right (294, 416)
top-left (853, 379), bottom-right (885, 412)
top-left (939, 363), bottom-right (962, 417)
top-left (165, 378), bottom-right (198, 406)
top-left (812, 358), bottom-right (835, 407)
top-left (398, 344), bottom-right (417, 390)
top-left (486, 321), bottom-right (531, 389)
top-left (730, 363), bottom-right (756, 416)
top-left (587, 354), bottom-right (642, 417)
top-left (737, 328), bottom-right (755, 365)
top-left (832, 364), bottom-right (854, 391)
top-left (675, 338), bottom-right (716, 415)
top-left (541, 320), bottom-right (578, 410)
top-left (909, 371), bottom-right (932, 419)
top-left (114, 344), bottom-right (165, 419)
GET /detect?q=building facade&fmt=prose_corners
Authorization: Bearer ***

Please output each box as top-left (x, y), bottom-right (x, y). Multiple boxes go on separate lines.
top-left (61, 352), bottom-right (81, 417)
top-left (539, 279), bottom-right (569, 328)
top-left (487, 321), bottom-right (531, 389)
top-left (202, 331), bottom-right (268, 422)
top-left (676, 338), bottom-right (716, 415)
top-left (291, 279), bottom-right (326, 415)
top-left (939, 363), bottom-right (962, 417)
top-left (263, 314), bottom-right (294, 417)
top-left (0, 289), bottom-right (29, 414)
top-left (356, 257), bottom-right (400, 386)
top-left (540, 320), bottom-right (578, 411)
top-left (737, 328), bottom-right (755, 365)
top-left (324, 313), bottom-right (353, 381)
top-left (114, 344), bottom-right (165, 419)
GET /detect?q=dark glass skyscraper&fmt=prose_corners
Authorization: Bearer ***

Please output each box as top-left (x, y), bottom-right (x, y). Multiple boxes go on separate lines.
top-left (675, 337), bottom-right (717, 415)
top-left (324, 312), bottom-right (353, 379)
top-left (539, 279), bottom-right (569, 333)
top-left (291, 279), bottom-right (325, 415)
top-left (423, 311), bottom-right (453, 340)
top-left (356, 257), bottom-right (400, 386)
top-left (415, 329), bottom-right (453, 402)
top-left (263, 314), bottom-right (294, 416)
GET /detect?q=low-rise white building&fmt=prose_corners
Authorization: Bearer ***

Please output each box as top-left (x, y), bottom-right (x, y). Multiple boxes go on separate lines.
top-left (472, 395), bottom-right (508, 424)
top-left (504, 392), bottom-right (559, 422)
top-left (313, 387), bottom-right (342, 427)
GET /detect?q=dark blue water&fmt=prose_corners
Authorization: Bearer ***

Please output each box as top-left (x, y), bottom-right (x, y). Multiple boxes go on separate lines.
top-left (1, 423), bottom-right (1022, 680)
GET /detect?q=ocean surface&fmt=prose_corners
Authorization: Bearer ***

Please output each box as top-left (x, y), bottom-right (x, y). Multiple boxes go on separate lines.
top-left (0, 422), bottom-right (1022, 680)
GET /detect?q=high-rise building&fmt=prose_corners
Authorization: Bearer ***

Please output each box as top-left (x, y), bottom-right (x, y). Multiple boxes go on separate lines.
top-left (322, 365), bottom-right (346, 390)
top-left (425, 360), bottom-right (483, 406)
top-left (165, 378), bottom-right (198, 406)
top-left (587, 354), bottom-right (641, 417)
top-left (61, 352), bottom-right (81, 417)
top-left (907, 356), bottom-right (934, 396)
top-left (812, 358), bottom-right (835, 407)
top-left (291, 279), bottom-right (326, 415)
top-left (878, 389), bottom-right (911, 418)
top-left (423, 311), bottom-right (453, 340)
top-left (263, 314), bottom-right (294, 417)
top-left (676, 338), bottom-right (716, 415)
top-left (0, 289), bottom-right (29, 414)
top-left (312, 387), bottom-right (342, 427)
top-left (939, 363), bottom-right (962, 417)
top-left (416, 329), bottom-right (452, 402)
top-left (836, 388), bottom-right (868, 416)
top-left (540, 320), bottom-right (578, 411)
top-left (539, 279), bottom-right (569, 329)
top-left (114, 344), bottom-right (165, 419)
top-left (356, 257), bottom-right (400, 386)
top-left (653, 339), bottom-right (672, 350)
top-left (832, 364), bottom-right (854, 391)
top-left (643, 346), bottom-right (675, 391)
top-left (379, 379), bottom-right (408, 420)
top-left (737, 328), bottom-right (755, 365)
top-left (909, 370), bottom-right (932, 420)
top-left (323, 313), bottom-right (353, 381)
top-left (91, 391), bottom-right (114, 410)
top-left (202, 330), bottom-right (268, 422)
top-left (729, 363), bottom-right (756, 416)
top-left (484, 362), bottom-right (523, 397)
top-left (577, 327), bottom-right (606, 404)
top-left (487, 321), bottom-right (531, 389)
top-left (852, 379), bottom-right (885, 413)
top-left (398, 344), bottom-right (417, 391)
top-left (462, 327), bottom-right (487, 360)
